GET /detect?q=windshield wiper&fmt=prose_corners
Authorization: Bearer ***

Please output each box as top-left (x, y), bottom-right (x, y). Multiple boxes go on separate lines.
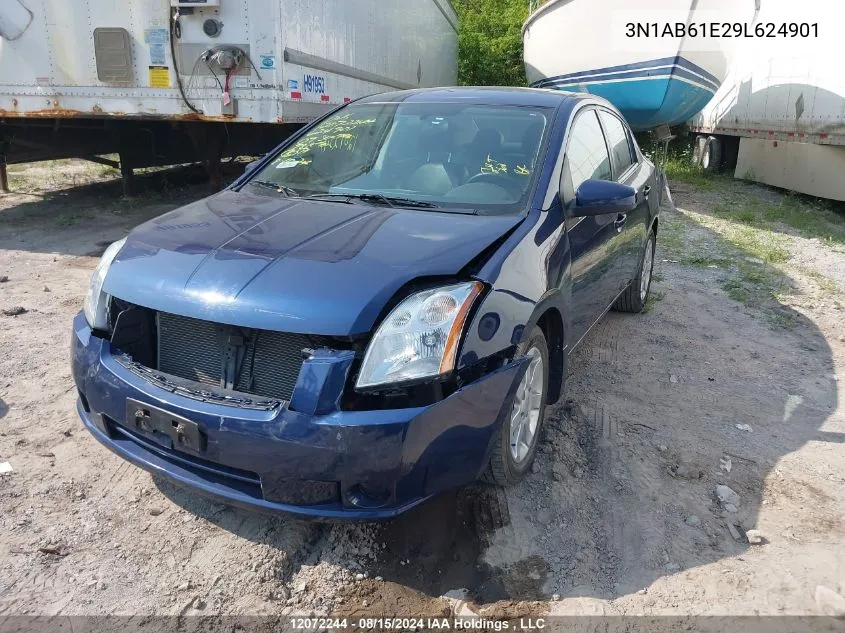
top-left (303, 193), bottom-right (355, 204)
top-left (249, 180), bottom-right (300, 198)
top-left (307, 193), bottom-right (440, 209)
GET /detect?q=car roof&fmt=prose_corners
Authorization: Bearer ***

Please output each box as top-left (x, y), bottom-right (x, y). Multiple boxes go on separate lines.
top-left (356, 86), bottom-right (596, 108)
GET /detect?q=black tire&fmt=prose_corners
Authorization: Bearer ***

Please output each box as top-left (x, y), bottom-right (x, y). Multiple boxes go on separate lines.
top-left (613, 230), bottom-right (656, 313)
top-left (483, 326), bottom-right (549, 486)
top-left (701, 136), bottom-right (723, 173)
top-left (692, 134), bottom-right (708, 165)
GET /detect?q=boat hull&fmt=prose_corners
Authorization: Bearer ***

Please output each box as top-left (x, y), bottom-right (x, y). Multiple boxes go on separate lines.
top-left (523, 0), bottom-right (750, 130)
top-left (529, 56), bottom-right (721, 129)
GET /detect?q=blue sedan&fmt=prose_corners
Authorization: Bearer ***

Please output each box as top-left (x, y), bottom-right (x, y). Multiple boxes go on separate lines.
top-left (71, 88), bottom-right (659, 519)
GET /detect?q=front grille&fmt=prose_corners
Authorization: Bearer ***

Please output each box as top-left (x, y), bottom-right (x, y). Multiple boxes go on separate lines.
top-left (157, 312), bottom-right (310, 402)
top-left (158, 313), bottom-right (224, 387)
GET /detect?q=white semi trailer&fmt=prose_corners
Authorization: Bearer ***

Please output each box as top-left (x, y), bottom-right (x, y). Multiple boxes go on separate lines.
top-left (688, 1), bottom-right (844, 201)
top-left (0, 0), bottom-right (458, 192)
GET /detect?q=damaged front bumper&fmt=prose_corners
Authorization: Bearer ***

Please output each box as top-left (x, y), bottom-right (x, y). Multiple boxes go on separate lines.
top-left (71, 312), bottom-right (526, 520)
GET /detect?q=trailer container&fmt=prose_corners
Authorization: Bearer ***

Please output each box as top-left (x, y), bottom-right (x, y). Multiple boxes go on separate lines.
top-left (0, 0), bottom-right (458, 191)
top-left (688, 1), bottom-right (844, 201)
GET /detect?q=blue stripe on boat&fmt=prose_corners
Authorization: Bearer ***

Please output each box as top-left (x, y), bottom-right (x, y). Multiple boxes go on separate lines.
top-left (543, 76), bottom-right (716, 131)
top-left (537, 65), bottom-right (718, 93)
top-left (532, 55), bottom-right (721, 88)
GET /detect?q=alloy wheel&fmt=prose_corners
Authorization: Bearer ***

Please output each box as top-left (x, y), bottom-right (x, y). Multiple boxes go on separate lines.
top-left (509, 346), bottom-right (544, 464)
top-left (640, 236), bottom-right (654, 302)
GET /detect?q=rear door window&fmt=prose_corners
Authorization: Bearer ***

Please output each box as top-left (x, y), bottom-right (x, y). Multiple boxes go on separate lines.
top-left (598, 110), bottom-right (635, 178)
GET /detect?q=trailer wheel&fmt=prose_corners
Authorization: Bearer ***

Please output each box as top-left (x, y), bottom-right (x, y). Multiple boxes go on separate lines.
top-left (692, 134), bottom-right (708, 165)
top-left (701, 136), bottom-right (723, 173)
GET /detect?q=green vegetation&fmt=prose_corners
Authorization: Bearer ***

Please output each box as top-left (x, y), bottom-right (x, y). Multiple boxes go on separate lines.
top-left (717, 260), bottom-right (792, 314)
top-left (637, 133), bottom-right (719, 189)
top-left (683, 204), bottom-right (793, 264)
top-left (643, 133), bottom-right (845, 251)
top-left (453, 0), bottom-right (529, 86)
top-left (721, 278), bottom-right (752, 305)
top-left (8, 176), bottom-right (34, 192)
top-left (712, 195), bottom-right (845, 247)
top-left (656, 212), bottom-right (736, 268)
top-left (656, 216), bottom-right (685, 256)
top-left (681, 210), bottom-right (792, 307)
top-left (660, 193), bottom-right (842, 323)
top-left (664, 154), bottom-right (715, 189)
top-left (726, 225), bottom-right (790, 264)
top-left (657, 208), bottom-right (793, 317)
top-left (96, 165), bottom-right (120, 179)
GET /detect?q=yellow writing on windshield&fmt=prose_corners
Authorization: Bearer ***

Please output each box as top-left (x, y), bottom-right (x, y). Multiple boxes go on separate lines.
top-left (273, 115), bottom-right (377, 168)
top-left (481, 154), bottom-right (509, 175)
top-left (480, 154), bottom-right (532, 177)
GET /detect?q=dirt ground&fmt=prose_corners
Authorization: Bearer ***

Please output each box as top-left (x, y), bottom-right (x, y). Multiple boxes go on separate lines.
top-left (0, 161), bottom-right (844, 621)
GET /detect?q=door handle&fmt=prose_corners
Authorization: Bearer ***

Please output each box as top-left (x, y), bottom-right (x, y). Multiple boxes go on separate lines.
top-left (614, 213), bottom-right (627, 231)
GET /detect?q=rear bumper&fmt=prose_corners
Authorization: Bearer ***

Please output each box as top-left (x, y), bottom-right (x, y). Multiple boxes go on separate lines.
top-left (71, 312), bottom-right (525, 520)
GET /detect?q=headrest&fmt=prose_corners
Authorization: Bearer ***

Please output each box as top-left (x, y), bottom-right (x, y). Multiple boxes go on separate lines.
top-left (469, 128), bottom-right (504, 154)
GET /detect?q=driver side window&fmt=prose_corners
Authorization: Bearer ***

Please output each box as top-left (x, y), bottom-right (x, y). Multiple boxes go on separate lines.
top-left (561, 110), bottom-right (612, 204)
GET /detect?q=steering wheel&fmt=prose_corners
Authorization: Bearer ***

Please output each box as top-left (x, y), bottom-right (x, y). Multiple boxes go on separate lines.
top-left (465, 172), bottom-right (525, 198)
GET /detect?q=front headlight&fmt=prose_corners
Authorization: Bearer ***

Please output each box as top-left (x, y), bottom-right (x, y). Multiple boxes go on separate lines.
top-left (356, 281), bottom-right (484, 389)
top-left (83, 238), bottom-right (126, 330)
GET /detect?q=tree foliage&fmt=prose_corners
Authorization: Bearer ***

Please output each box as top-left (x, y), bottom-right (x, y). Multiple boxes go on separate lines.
top-left (452, 0), bottom-right (529, 87)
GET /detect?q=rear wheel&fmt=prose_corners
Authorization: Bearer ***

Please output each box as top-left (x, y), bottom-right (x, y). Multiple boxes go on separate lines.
top-left (483, 326), bottom-right (549, 486)
top-left (613, 230), bottom-right (656, 313)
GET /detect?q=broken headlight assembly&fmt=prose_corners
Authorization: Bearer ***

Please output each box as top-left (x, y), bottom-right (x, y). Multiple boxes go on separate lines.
top-left (355, 281), bottom-right (484, 389)
top-left (83, 238), bottom-right (126, 331)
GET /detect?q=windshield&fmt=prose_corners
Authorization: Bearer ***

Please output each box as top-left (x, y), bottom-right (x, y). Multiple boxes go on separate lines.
top-left (248, 102), bottom-right (550, 214)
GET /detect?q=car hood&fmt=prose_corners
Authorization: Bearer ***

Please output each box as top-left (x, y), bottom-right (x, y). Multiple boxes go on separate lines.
top-left (104, 189), bottom-right (522, 335)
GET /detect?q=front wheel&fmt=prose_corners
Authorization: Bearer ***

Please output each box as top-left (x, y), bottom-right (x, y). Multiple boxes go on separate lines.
top-left (483, 326), bottom-right (549, 486)
top-left (613, 230), bottom-right (656, 313)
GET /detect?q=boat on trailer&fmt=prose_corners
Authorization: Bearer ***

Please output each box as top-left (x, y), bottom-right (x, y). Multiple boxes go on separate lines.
top-left (523, 0), bottom-right (759, 131)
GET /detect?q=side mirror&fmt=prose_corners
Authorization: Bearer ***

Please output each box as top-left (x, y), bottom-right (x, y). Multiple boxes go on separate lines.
top-left (571, 179), bottom-right (636, 217)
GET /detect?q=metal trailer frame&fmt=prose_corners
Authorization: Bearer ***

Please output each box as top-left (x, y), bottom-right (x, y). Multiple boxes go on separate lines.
top-left (0, 0), bottom-right (458, 193)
